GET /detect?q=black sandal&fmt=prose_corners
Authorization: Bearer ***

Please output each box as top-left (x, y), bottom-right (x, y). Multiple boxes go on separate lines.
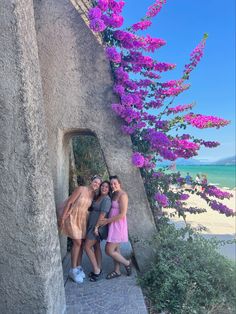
top-left (89, 272), bottom-right (102, 282)
top-left (125, 261), bottom-right (132, 276)
top-left (106, 271), bottom-right (121, 280)
top-left (89, 269), bottom-right (102, 278)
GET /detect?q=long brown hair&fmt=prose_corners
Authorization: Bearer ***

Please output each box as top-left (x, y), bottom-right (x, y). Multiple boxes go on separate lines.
top-left (95, 180), bottom-right (112, 200)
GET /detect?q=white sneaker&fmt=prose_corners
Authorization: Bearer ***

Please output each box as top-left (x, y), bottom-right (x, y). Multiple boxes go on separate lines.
top-left (69, 268), bottom-right (83, 284)
top-left (76, 266), bottom-right (86, 279)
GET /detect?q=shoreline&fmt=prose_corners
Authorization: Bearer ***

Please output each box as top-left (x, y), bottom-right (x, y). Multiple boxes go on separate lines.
top-left (166, 187), bottom-right (236, 260)
top-left (167, 188), bottom-right (236, 235)
top-left (172, 164), bottom-right (236, 190)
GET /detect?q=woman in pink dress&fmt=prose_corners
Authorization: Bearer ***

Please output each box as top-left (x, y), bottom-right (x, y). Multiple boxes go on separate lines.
top-left (99, 175), bottom-right (132, 279)
top-left (59, 175), bottom-right (102, 283)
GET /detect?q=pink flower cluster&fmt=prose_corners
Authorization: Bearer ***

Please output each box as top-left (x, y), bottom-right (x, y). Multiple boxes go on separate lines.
top-left (154, 192), bottom-right (169, 207)
top-left (146, 0), bottom-right (167, 18)
top-left (114, 31), bottom-right (166, 52)
top-left (132, 152), bottom-right (145, 167)
top-left (183, 34), bottom-right (208, 78)
top-left (131, 152), bottom-right (155, 169)
top-left (201, 141), bottom-right (220, 148)
top-left (171, 139), bottom-right (200, 159)
top-left (152, 62), bottom-right (176, 72)
top-left (142, 71), bottom-right (161, 79)
top-left (89, 0), bottom-right (125, 32)
top-left (205, 186), bottom-right (233, 200)
top-left (152, 171), bottom-right (164, 179)
top-left (179, 194), bottom-right (190, 201)
top-left (130, 0), bottom-right (166, 32)
top-left (111, 103), bottom-right (141, 123)
top-left (168, 104), bottom-right (193, 114)
top-left (161, 80), bottom-right (182, 88)
top-left (89, 18), bottom-right (106, 32)
top-left (209, 200), bottom-right (234, 217)
top-left (184, 113), bottom-right (230, 129)
top-left (105, 47), bottom-right (121, 63)
top-left (157, 85), bottom-right (190, 97)
top-left (131, 20), bottom-right (152, 31)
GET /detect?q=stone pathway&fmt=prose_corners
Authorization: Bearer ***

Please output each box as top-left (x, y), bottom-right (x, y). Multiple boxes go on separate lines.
top-left (63, 242), bottom-right (148, 314)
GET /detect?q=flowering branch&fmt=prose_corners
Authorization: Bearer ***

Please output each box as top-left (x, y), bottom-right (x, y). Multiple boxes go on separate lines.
top-left (86, 0), bottom-right (233, 217)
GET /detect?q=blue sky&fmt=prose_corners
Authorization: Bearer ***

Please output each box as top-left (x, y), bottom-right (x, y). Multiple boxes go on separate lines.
top-left (122, 0), bottom-right (235, 162)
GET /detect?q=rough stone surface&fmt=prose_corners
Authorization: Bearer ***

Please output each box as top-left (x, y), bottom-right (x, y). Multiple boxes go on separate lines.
top-left (64, 242), bottom-right (148, 314)
top-left (34, 0), bottom-right (157, 270)
top-left (1, 0), bottom-right (157, 312)
top-left (0, 1), bottom-right (65, 313)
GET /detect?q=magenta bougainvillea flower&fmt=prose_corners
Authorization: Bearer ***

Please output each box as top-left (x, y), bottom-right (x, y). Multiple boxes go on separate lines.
top-left (88, 7), bottom-right (102, 19)
top-left (154, 193), bottom-right (169, 207)
top-left (105, 47), bottom-right (121, 63)
top-left (97, 0), bottom-right (109, 11)
top-left (132, 152), bottom-right (145, 167)
top-left (131, 20), bottom-right (152, 31)
top-left (89, 18), bottom-right (106, 32)
top-left (184, 113), bottom-right (230, 129)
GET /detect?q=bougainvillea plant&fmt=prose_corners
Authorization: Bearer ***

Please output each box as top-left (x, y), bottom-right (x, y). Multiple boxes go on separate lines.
top-left (87, 0), bottom-right (234, 217)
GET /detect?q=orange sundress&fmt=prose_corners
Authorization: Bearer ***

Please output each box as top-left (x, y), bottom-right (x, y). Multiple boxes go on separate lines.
top-left (60, 187), bottom-right (93, 239)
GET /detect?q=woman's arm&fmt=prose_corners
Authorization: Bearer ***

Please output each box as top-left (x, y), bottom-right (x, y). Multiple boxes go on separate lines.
top-left (94, 212), bottom-right (107, 235)
top-left (60, 187), bottom-right (82, 222)
top-left (99, 193), bottom-right (128, 225)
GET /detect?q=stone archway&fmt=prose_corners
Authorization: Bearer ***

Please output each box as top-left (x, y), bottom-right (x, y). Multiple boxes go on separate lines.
top-left (34, 0), bottom-right (157, 272)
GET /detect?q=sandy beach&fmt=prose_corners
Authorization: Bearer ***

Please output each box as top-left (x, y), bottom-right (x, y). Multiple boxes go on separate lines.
top-left (166, 188), bottom-right (236, 260)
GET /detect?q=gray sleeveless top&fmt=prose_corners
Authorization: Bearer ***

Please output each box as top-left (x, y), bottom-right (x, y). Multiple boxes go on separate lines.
top-left (86, 196), bottom-right (111, 240)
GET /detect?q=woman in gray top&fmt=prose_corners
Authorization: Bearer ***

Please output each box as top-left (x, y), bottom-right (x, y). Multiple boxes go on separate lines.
top-left (85, 181), bottom-right (111, 281)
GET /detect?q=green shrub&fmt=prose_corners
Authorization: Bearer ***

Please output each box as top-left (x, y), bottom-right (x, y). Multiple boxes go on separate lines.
top-left (139, 218), bottom-right (236, 314)
top-left (72, 135), bottom-right (108, 184)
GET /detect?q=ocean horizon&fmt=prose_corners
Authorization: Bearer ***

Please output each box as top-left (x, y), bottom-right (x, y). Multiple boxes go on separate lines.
top-left (172, 165), bottom-right (236, 189)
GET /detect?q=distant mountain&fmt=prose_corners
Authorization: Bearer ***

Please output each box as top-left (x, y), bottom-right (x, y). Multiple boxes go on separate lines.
top-left (213, 156), bottom-right (236, 165)
top-left (159, 158), bottom-right (206, 166)
top-left (175, 158), bottom-right (205, 165)
top-left (158, 156), bottom-right (236, 167)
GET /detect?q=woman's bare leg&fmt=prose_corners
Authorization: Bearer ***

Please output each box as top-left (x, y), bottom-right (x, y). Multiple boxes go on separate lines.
top-left (114, 245), bottom-right (121, 274)
top-left (85, 239), bottom-right (101, 274)
top-left (71, 239), bottom-right (82, 268)
top-left (105, 243), bottom-right (130, 272)
top-left (94, 241), bottom-right (102, 270)
top-left (76, 239), bottom-right (84, 267)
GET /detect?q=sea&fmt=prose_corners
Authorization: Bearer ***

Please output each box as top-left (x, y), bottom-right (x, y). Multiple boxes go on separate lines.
top-left (174, 165), bottom-right (236, 189)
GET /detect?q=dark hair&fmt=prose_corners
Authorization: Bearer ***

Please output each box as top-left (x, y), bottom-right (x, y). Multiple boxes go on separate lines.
top-left (109, 175), bottom-right (122, 184)
top-left (95, 180), bottom-right (112, 200)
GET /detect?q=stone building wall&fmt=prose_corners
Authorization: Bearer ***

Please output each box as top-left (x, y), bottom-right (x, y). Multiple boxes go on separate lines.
top-left (0, 1), bottom-right (65, 313)
top-left (0, 0), bottom-right (157, 312)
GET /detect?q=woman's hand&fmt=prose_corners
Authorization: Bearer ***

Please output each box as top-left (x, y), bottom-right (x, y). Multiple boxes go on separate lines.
top-left (58, 217), bottom-right (64, 229)
top-left (94, 226), bottom-right (99, 237)
top-left (58, 209), bottom-right (70, 228)
top-left (98, 217), bottom-right (109, 226)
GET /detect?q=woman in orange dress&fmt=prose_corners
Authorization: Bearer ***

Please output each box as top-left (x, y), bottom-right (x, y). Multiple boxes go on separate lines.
top-left (59, 176), bottom-right (102, 283)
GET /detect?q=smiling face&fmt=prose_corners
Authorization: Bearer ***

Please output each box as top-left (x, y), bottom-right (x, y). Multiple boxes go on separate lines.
top-left (90, 178), bottom-right (102, 191)
top-left (100, 182), bottom-right (110, 196)
top-left (110, 178), bottom-right (121, 192)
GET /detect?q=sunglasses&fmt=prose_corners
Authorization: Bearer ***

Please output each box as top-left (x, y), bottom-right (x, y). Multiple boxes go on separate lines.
top-left (91, 175), bottom-right (102, 181)
top-left (109, 175), bottom-right (119, 180)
